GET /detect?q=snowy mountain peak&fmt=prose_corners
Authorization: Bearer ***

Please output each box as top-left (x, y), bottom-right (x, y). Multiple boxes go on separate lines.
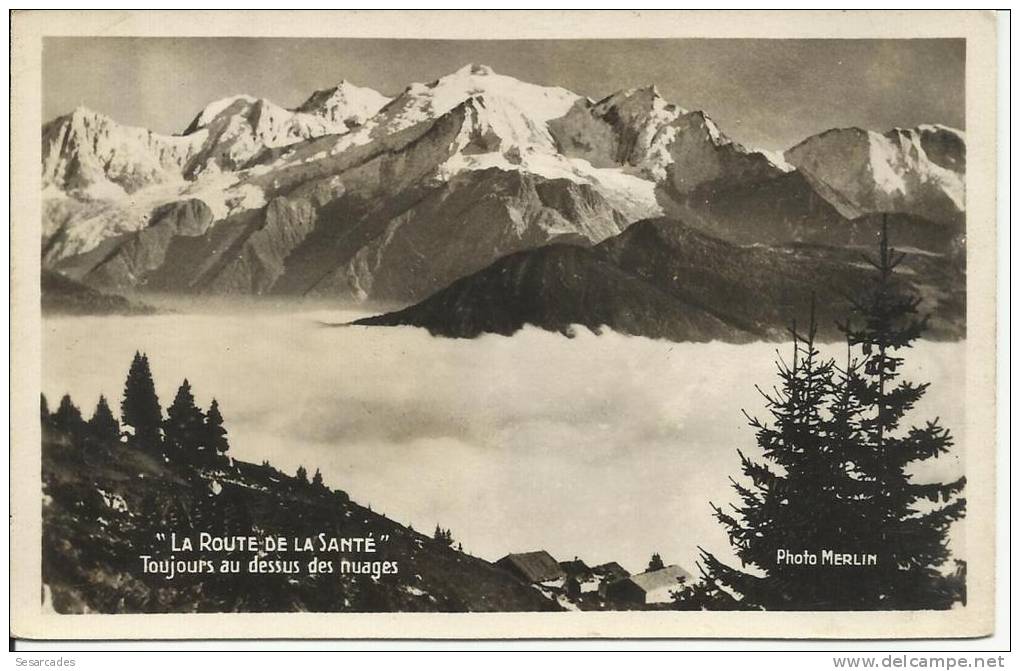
top-left (785, 124), bottom-right (965, 224)
top-left (57, 105), bottom-right (133, 137)
top-left (364, 64), bottom-right (581, 145)
top-left (684, 111), bottom-right (726, 144)
top-left (550, 84), bottom-right (689, 178)
top-left (67, 104), bottom-right (105, 123)
top-left (295, 80), bottom-right (390, 127)
top-left (178, 93), bottom-right (362, 177)
top-left (42, 105), bottom-right (198, 198)
top-left (186, 95), bottom-right (260, 133)
top-left (40, 68), bottom-right (967, 296)
top-left (594, 84), bottom-right (684, 116)
top-left (672, 109), bottom-right (792, 174)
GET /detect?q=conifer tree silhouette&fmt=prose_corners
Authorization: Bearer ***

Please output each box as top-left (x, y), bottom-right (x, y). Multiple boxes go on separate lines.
top-left (695, 223), bottom-right (965, 610)
top-left (164, 379), bottom-right (206, 458)
top-left (88, 394), bottom-right (120, 444)
top-left (121, 352), bottom-right (162, 449)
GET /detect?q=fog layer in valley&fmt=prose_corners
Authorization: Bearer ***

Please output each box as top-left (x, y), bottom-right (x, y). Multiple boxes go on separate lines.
top-left (43, 309), bottom-right (966, 574)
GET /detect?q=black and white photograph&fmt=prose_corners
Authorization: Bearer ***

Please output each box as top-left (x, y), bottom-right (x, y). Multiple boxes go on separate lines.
top-left (10, 9), bottom-right (1000, 641)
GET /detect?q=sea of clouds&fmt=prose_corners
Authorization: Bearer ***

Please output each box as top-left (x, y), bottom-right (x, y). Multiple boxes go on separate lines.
top-left (43, 307), bottom-right (966, 574)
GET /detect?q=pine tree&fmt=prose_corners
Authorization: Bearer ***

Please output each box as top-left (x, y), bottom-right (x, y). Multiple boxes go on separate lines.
top-left (433, 525), bottom-right (454, 545)
top-left (41, 394), bottom-right (50, 424)
top-left (835, 221), bottom-right (966, 609)
top-left (694, 225), bottom-right (966, 610)
top-left (296, 465), bottom-right (308, 483)
top-left (648, 553), bottom-right (665, 572)
top-left (164, 379), bottom-right (206, 458)
top-left (433, 527), bottom-right (453, 547)
top-left (121, 352), bottom-right (162, 448)
top-left (697, 308), bottom-right (851, 609)
top-left (52, 394), bottom-right (85, 436)
top-left (204, 399), bottom-right (229, 456)
top-left (672, 575), bottom-right (740, 610)
top-left (312, 468), bottom-right (324, 488)
top-left (88, 395), bottom-right (120, 444)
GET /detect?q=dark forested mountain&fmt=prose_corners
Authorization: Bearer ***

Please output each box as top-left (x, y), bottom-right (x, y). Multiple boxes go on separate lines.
top-left (355, 218), bottom-right (965, 342)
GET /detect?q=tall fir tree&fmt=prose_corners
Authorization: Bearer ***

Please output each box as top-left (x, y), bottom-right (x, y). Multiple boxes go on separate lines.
top-left (121, 351), bottom-right (162, 448)
top-left (41, 393), bottom-right (50, 424)
top-left (312, 468), bottom-right (324, 488)
top-left (88, 394), bottom-right (121, 444)
top-left (697, 309), bottom-right (859, 609)
top-left (835, 221), bottom-right (966, 608)
top-left (164, 379), bottom-right (206, 457)
top-left (296, 465), bottom-right (309, 483)
top-left (204, 399), bottom-right (230, 456)
top-left (693, 225), bottom-right (966, 610)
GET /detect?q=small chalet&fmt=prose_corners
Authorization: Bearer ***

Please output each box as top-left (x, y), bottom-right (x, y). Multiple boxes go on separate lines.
top-left (496, 551), bottom-right (566, 584)
top-left (594, 562), bottom-right (631, 598)
top-left (592, 561), bottom-right (630, 582)
top-left (604, 564), bottom-right (692, 605)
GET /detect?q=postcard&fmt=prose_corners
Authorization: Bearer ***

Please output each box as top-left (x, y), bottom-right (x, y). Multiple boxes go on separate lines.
top-left (10, 9), bottom-right (999, 639)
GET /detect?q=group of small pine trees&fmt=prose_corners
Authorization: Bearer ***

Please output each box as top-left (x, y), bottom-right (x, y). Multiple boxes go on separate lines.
top-left (433, 525), bottom-right (455, 547)
top-left (42, 351), bottom-right (230, 465)
top-left (681, 224), bottom-right (966, 611)
top-left (295, 465), bottom-right (327, 488)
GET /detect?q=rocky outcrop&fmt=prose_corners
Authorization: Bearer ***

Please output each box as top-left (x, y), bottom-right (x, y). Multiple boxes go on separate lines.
top-left (549, 87), bottom-right (686, 177)
top-left (75, 199), bottom-right (215, 291)
top-left (295, 169), bottom-right (627, 303)
top-left (663, 112), bottom-right (785, 197)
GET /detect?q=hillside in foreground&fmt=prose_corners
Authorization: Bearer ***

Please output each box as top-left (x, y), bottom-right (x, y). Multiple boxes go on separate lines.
top-left (41, 423), bottom-right (559, 613)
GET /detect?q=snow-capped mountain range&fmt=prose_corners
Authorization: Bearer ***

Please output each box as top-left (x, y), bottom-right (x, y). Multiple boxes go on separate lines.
top-left (41, 63), bottom-right (966, 304)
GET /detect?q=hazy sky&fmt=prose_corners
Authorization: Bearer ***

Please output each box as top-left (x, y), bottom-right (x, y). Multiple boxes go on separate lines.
top-left (43, 37), bottom-right (964, 151)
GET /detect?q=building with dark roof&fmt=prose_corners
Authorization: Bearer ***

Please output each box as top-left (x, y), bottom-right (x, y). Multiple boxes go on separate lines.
top-left (592, 561), bottom-right (630, 582)
top-left (495, 551), bottom-right (566, 584)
